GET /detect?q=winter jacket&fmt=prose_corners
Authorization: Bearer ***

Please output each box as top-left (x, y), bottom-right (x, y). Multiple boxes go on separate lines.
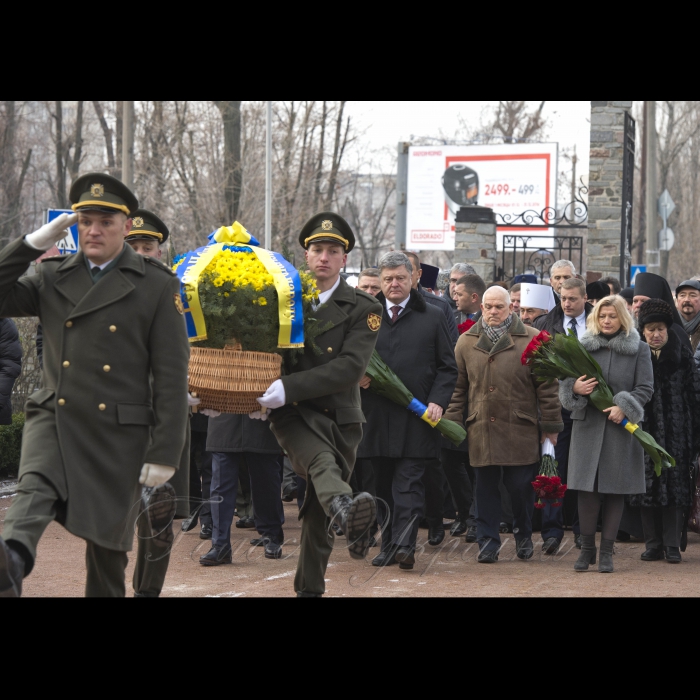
top-left (445, 314), bottom-right (563, 467)
top-left (0, 317), bottom-right (22, 424)
top-left (559, 328), bottom-right (654, 494)
top-left (628, 329), bottom-right (700, 508)
top-left (207, 412), bottom-right (282, 454)
top-left (358, 289), bottom-right (458, 460)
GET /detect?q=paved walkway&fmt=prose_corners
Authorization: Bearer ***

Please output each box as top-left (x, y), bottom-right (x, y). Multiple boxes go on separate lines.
top-left (3, 496), bottom-right (699, 597)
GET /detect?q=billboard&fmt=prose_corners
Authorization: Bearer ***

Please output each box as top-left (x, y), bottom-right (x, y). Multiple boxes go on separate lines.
top-left (405, 143), bottom-right (558, 251)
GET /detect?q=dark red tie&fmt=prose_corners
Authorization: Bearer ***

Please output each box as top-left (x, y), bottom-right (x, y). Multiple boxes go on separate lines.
top-left (391, 306), bottom-right (401, 323)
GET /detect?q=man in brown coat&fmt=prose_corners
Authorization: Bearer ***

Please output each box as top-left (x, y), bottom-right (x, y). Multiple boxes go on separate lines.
top-left (445, 286), bottom-right (563, 563)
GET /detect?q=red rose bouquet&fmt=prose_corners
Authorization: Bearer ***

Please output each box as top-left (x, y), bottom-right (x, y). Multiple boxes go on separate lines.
top-left (532, 438), bottom-right (567, 509)
top-left (522, 329), bottom-right (675, 477)
top-left (458, 319), bottom-right (476, 335)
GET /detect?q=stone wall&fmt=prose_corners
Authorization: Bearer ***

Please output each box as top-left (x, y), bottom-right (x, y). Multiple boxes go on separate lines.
top-left (453, 206), bottom-right (497, 284)
top-left (587, 101), bottom-right (633, 278)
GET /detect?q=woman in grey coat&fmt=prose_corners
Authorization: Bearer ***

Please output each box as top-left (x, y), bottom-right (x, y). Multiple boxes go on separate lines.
top-left (559, 295), bottom-right (653, 573)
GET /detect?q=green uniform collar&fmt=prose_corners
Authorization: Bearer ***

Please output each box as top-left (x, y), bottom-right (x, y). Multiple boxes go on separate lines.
top-left (84, 244), bottom-right (128, 283)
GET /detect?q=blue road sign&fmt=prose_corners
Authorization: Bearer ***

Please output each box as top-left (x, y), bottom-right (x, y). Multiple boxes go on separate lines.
top-left (47, 209), bottom-right (78, 254)
top-left (630, 265), bottom-right (646, 285)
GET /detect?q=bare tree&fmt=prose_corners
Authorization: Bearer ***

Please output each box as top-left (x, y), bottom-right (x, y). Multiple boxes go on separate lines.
top-left (463, 101), bottom-right (548, 144)
top-left (0, 101), bottom-right (32, 245)
top-left (214, 101), bottom-right (242, 223)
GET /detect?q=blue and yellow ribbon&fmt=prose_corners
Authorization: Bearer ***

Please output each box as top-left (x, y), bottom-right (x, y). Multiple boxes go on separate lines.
top-left (620, 418), bottom-right (640, 435)
top-left (407, 398), bottom-right (440, 428)
top-left (175, 221), bottom-right (304, 348)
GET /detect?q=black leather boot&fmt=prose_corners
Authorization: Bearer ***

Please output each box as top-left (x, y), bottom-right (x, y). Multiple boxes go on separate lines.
top-left (574, 534), bottom-right (597, 571)
top-left (598, 538), bottom-right (615, 573)
top-left (450, 518), bottom-right (468, 537)
top-left (428, 520), bottom-right (445, 546)
top-left (0, 537), bottom-right (25, 597)
top-left (664, 546), bottom-right (682, 563)
top-left (328, 492), bottom-right (376, 560)
top-left (199, 546), bottom-right (232, 566)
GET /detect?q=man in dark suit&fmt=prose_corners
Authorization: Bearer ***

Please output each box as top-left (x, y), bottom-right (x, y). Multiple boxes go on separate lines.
top-left (358, 252), bottom-right (458, 569)
top-left (405, 252), bottom-right (457, 545)
top-left (253, 212), bottom-right (382, 597)
top-left (534, 277), bottom-right (592, 552)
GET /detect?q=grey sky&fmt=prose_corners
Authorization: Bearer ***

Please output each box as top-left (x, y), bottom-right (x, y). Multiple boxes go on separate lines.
top-left (345, 101), bottom-right (591, 183)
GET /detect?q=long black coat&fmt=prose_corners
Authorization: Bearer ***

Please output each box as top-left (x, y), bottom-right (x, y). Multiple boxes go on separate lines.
top-left (358, 289), bottom-right (458, 460)
top-left (628, 329), bottom-right (700, 508)
top-left (0, 317), bottom-right (21, 424)
top-left (207, 413), bottom-right (282, 454)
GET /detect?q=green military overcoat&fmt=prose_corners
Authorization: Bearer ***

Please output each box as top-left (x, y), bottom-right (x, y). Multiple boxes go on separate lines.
top-left (0, 237), bottom-right (189, 551)
top-left (269, 278), bottom-right (382, 514)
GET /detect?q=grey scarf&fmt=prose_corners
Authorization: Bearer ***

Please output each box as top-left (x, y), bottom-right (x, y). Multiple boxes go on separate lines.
top-left (683, 312), bottom-right (700, 336)
top-left (483, 314), bottom-right (513, 343)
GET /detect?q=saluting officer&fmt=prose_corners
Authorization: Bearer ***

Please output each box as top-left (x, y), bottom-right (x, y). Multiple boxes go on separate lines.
top-left (125, 208), bottom-right (192, 597)
top-left (0, 174), bottom-right (189, 597)
top-left (252, 213), bottom-right (383, 597)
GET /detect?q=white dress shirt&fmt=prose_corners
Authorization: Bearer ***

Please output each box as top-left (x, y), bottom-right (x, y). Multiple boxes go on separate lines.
top-left (313, 275), bottom-right (341, 309)
top-left (385, 295), bottom-right (410, 317)
top-left (564, 310), bottom-right (587, 337)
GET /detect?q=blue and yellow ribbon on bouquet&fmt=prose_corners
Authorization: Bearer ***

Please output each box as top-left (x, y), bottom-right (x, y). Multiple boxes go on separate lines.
top-left (175, 221), bottom-right (305, 348)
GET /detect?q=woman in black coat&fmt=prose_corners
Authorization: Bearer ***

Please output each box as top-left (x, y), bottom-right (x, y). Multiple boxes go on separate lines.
top-left (629, 300), bottom-right (700, 563)
top-left (0, 318), bottom-right (22, 424)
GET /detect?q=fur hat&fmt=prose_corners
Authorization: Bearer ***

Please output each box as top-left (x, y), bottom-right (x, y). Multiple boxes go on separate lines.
top-left (638, 299), bottom-right (674, 330)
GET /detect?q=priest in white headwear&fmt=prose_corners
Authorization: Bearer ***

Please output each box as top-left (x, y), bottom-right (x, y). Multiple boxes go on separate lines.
top-left (519, 283), bottom-right (555, 326)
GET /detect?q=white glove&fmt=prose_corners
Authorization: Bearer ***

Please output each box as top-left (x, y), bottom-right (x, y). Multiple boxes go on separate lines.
top-left (200, 408), bottom-right (221, 418)
top-left (187, 392), bottom-right (201, 407)
top-left (139, 463), bottom-right (176, 487)
top-left (256, 379), bottom-right (286, 410)
top-left (248, 408), bottom-right (270, 421)
top-left (25, 213), bottom-right (78, 252)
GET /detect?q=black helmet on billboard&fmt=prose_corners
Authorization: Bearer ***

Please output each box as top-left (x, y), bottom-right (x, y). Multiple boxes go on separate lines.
top-left (442, 164), bottom-right (479, 216)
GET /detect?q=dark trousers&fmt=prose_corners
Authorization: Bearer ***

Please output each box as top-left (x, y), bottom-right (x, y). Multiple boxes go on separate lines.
top-left (640, 506), bottom-right (685, 549)
top-left (541, 414), bottom-right (580, 541)
top-left (441, 448), bottom-right (475, 523)
top-left (211, 452), bottom-right (284, 550)
top-left (423, 459), bottom-right (448, 524)
top-left (188, 430), bottom-right (213, 526)
top-left (352, 458), bottom-right (376, 496)
top-left (4, 472), bottom-right (128, 596)
top-left (372, 457), bottom-right (428, 551)
top-left (475, 463), bottom-right (539, 551)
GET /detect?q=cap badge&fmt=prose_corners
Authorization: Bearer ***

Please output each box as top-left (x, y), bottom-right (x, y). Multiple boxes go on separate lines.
top-left (133, 216), bottom-right (144, 228)
top-left (321, 219), bottom-right (333, 231)
top-left (90, 183), bottom-right (105, 198)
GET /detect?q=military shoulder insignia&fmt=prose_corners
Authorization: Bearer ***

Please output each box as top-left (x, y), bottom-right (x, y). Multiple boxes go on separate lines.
top-left (174, 293), bottom-right (185, 315)
top-left (367, 313), bottom-right (381, 332)
top-left (90, 183), bottom-right (105, 198)
top-left (145, 257), bottom-right (176, 275)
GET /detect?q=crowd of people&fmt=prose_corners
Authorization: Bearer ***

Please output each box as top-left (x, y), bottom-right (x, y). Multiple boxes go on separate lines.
top-left (1, 174), bottom-right (698, 596)
top-left (181, 254), bottom-right (700, 581)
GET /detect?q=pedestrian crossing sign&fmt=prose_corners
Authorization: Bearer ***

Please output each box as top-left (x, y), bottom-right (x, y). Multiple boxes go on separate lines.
top-left (47, 209), bottom-right (79, 254)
